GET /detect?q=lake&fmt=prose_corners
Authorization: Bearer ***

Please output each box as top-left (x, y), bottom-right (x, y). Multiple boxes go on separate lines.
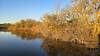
top-left (0, 32), bottom-right (47, 56)
top-left (0, 31), bottom-right (99, 56)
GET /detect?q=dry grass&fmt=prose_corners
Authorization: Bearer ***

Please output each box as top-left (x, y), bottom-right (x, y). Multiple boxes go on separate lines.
top-left (8, 0), bottom-right (100, 48)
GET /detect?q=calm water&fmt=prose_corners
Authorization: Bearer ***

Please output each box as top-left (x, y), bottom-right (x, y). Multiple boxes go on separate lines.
top-left (0, 31), bottom-right (99, 56)
top-left (0, 32), bottom-right (47, 56)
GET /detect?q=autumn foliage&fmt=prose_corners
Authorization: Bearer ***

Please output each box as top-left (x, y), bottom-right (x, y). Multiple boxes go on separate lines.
top-left (8, 0), bottom-right (100, 48)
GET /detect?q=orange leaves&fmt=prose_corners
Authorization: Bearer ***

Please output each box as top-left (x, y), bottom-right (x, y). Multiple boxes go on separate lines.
top-left (95, 12), bottom-right (100, 17)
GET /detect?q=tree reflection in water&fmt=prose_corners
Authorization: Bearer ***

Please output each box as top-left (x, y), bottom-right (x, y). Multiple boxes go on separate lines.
top-left (42, 39), bottom-right (97, 56)
top-left (10, 31), bottom-right (41, 40)
top-left (10, 31), bottom-right (97, 56)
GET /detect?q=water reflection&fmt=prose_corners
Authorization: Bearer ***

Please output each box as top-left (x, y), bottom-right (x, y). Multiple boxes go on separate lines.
top-left (0, 32), bottom-right (47, 56)
top-left (0, 31), bottom-right (99, 56)
top-left (10, 31), bottom-right (38, 40)
top-left (42, 39), bottom-right (97, 56)
top-left (10, 31), bottom-right (98, 56)
top-left (10, 31), bottom-right (45, 40)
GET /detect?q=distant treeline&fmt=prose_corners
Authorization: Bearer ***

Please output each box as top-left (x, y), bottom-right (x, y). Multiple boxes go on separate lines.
top-left (8, 0), bottom-right (100, 48)
top-left (0, 23), bottom-right (11, 30)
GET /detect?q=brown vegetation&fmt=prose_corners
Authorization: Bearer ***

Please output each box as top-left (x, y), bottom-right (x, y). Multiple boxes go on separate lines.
top-left (42, 39), bottom-right (97, 56)
top-left (8, 0), bottom-right (100, 48)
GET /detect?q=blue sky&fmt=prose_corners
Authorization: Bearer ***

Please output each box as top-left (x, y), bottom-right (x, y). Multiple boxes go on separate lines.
top-left (0, 0), bottom-right (71, 23)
